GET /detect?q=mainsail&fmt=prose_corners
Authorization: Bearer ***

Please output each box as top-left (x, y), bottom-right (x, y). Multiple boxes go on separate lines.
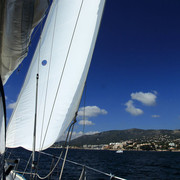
top-left (0, 0), bottom-right (49, 84)
top-left (6, 0), bottom-right (105, 151)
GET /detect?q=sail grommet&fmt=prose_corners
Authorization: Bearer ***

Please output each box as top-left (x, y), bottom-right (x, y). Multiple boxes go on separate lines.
top-left (42, 60), bottom-right (47, 66)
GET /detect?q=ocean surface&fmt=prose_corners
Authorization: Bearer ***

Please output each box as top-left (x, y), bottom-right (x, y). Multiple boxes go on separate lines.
top-left (3, 148), bottom-right (180, 180)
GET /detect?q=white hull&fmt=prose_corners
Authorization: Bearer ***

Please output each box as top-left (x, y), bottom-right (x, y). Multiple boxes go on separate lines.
top-left (6, 171), bottom-right (26, 180)
top-left (116, 150), bottom-right (123, 153)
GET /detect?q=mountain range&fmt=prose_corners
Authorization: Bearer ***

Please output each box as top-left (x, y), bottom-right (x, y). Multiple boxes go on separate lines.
top-left (67, 128), bottom-right (180, 147)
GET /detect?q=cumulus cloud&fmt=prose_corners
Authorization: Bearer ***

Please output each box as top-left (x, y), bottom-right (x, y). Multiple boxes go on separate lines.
top-left (71, 131), bottom-right (99, 139)
top-left (152, 115), bottom-right (160, 118)
top-left (125, 100), bottom-right (143, 116)
top-left (72, 131), bottom-right (99, 139)
top-left (58, 131), bottom-right (99, 141)
top-left (7, 102), bottom-right (16, 109)
top-left (78, 120), bottom-right (94, 126)
top-left (131, 92), bottom-right (157, 106)
top-left (78, 106), bottom-right (107, 118)
top-left (153, 90), bottom-right (158, 95)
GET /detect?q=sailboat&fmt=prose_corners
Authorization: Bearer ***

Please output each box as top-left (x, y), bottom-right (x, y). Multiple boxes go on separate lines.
top-left (0, 0), bottom-right (126, 179)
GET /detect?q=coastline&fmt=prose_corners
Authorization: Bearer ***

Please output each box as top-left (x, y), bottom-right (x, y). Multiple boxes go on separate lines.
top-left (51, 146), bottom-right (180, 152)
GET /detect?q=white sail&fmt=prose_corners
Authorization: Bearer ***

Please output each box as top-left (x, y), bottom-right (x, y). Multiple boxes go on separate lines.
top-left (6, 0), bottom-right (105, 151)
top-left (0, 0), bottom-right (48, 84)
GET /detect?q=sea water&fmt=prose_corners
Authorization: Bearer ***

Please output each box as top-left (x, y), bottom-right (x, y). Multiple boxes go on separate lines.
top-left (4, 148), bottom-right (180, 179)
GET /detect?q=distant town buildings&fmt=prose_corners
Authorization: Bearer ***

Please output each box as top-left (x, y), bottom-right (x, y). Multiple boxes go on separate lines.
top-left (53, 133), bottom-right (180, 151)
top-left (81, 135), bottom-right (180, 151)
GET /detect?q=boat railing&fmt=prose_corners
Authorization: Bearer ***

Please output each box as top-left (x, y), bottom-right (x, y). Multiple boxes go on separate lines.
top-left (6, 150), bottom-right (126, 180)
top-left (41, 151), bottom-right (126, 180)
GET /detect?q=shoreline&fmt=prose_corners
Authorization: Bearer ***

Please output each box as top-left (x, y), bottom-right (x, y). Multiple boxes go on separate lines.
top-left (51, 146), bottom-right (180, 152)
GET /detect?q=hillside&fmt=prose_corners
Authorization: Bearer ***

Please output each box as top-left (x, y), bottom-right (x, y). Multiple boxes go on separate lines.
top-left (68, 129), bottom-right (180, 147)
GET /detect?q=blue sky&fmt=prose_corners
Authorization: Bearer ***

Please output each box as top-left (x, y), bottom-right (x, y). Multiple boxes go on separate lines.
top-left (4, 0), bottom-right (180, 136)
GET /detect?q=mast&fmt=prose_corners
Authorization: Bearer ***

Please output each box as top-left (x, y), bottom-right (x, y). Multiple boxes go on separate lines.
top-left (32, 73), bottom-right (39, 168)
top-left (6, 0), bottom-right (106, 151)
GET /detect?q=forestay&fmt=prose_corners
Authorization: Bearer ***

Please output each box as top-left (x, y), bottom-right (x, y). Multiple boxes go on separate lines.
top-left (6, 0), bottom-right (105, 151)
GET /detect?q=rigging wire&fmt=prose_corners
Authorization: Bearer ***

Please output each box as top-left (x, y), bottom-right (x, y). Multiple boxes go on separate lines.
top-left (17, 0), bottom-right (85, 178)
top-left (32, 1), bottom-right (60, 176)
top-left (81, 81), bottom-right (88, 173)
top-left (40, 0), bottom-right (84, 152)
top-left (34, 18), bottom-right (44, 179)
top-left (39, 0), bottom-right (59, 152)
top-left (82, 82), bottom-right (87, 134)
top-left (58, 118), bottom-right (76, 180)
top-left (36, 151), bottom-right (63, 180)
top-left (31, 2), bottom-right (45, 175)
top-left (22, 153), bottom-right (32, 177)
top-left (37, 8), bottom-right (45, 152)
top-left (36, 13), bottom-right (47, 172)
top-left (32, 119), bottom-right (76, 180)
top-left (8, 0), bottom-right (106, 179)
top-left (11, 119), bottom-right (77, 180)
top-left (15, 149), bottom-right (126, 180)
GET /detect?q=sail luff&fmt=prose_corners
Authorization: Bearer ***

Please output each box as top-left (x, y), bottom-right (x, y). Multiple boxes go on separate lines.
top-left (6, 0), bottom-right (105, 151)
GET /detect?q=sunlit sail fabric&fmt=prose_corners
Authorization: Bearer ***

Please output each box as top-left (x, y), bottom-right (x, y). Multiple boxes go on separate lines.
top-left (6, 0), bottom-right (105, 151)
top-left (0, 0), bottom-right (48, 84)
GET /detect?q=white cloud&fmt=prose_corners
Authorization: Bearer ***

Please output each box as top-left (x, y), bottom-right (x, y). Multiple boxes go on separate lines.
top-left (152, 115), bottom-right (160, 118)
top-left (58, 131), bottom-right (99, 141)
top-left (125, 100), bottom-right (143, 116)
top-left (85, 131), bottom-right (99, 135)
top-left (78, 120), bottom-right (94, 126)
top-left (131, 92), bottom-right (157, 106)
top-left (78, 106), bottom-right (107, 118)
top-left (71, 131), bottom-right (99, 139)
top-left (7, 102), bottom-right (16, 109)
top-left (153, 90), bottom-right (158, 95)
